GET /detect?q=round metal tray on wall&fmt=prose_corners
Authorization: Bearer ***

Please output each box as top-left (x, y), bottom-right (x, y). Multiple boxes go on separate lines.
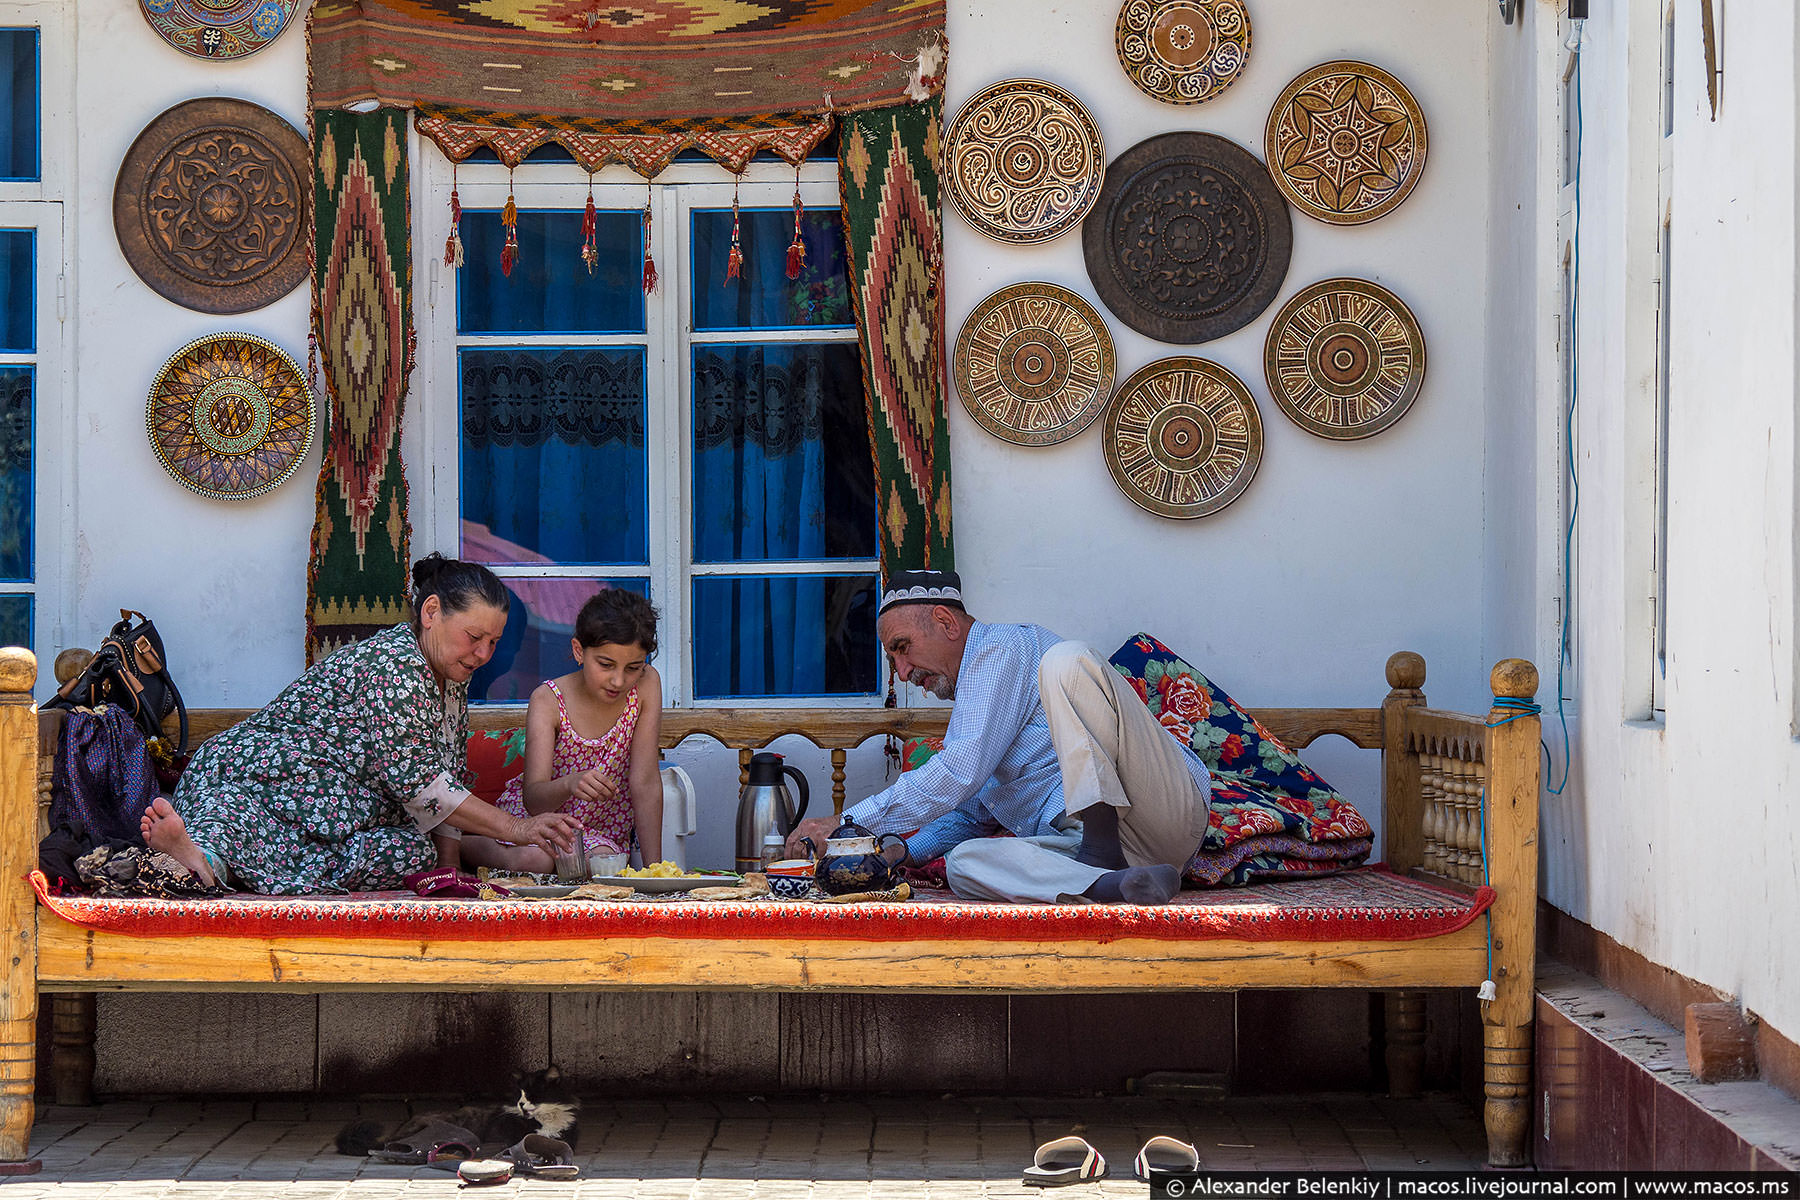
top-left (147, 332), bottom-right (315, 501)
top-left (1263, 277), bottom-right (1427, 440)
top-left (952, 282), bottom-right (1116, 447)
top-left (1264, 59), bottom-right (1428, 226)
top-left (113, 97), bottom-right (311, 315)
top-left (1102, 357), bottom-right (1263, 519)
top-left (1081, 131), bottom-right (1292, 344)
top-left (1114, 0), bottom-right (1252, 106)
top-left (943, 78), bottom-right (1105, 245)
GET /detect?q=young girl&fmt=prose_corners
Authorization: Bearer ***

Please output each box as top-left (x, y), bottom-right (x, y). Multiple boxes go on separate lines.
top-left (457, 589), bottom-right (664, 874)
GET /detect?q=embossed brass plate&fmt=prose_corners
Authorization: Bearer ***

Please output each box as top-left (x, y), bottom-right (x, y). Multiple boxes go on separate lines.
top-left (1103, 357), bottom-right (1263, 519)
top-left (953, 282), bottom-right (1116, 446)
top-left (1081, 131), bottom-right (1292, 344)
top-left (1265, 60), bottom-right (1428, 226)
top-left (943, 79), bottom-right (1105, 245)
top-left (113, 98), bottom-right (311, 314)
top-left (1263, 277), bottom-right (1426, 440)
top-left (148, 333), bottom-right (315, 500)
top-left (1115, 0), bottom-right (1252, 105)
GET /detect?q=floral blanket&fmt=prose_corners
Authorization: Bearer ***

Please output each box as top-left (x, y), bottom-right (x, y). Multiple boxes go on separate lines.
top-left (1107, 634), bottom-right (1372, 886)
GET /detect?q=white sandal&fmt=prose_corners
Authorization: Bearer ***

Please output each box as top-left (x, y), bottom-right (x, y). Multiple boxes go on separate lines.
top-left (1022, 1135), bottom-right (1107, 1187)
top-left (1133, 1135), bottom-right (1199, 1182)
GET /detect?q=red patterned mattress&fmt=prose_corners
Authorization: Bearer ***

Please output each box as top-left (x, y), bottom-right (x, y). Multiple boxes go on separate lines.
top-left (30, 867), bottom-right (1489, 945)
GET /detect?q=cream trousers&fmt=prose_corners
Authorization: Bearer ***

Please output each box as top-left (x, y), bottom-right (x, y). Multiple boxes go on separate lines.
top-left (944, 641), bottom-right (1211, 903)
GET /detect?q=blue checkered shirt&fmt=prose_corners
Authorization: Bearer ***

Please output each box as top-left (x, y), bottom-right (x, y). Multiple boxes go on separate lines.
top-left (842, 623), bottom-right (1090, 862)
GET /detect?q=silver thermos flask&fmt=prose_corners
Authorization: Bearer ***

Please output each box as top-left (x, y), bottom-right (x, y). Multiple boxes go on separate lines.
top-left (734, 751), bottom-right (810, 874)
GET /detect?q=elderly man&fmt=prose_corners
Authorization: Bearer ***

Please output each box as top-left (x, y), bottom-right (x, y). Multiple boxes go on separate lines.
top-left (787, 570), bottom-right (1212, 905)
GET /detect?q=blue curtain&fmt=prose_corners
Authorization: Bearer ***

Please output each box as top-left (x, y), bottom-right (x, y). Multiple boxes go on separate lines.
top-left (692, 344), bottom-right (832, 697)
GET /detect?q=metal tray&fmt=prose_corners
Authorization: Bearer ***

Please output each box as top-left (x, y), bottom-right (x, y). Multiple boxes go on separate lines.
top-left (591, 874), bottom-right (740, 894)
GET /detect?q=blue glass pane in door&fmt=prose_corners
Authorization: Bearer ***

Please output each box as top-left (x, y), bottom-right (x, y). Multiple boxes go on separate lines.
top-left (692, 574), bottom-right (877, 699)
top-left (691, 343), bottom-right (875, 563)
top-left (0, 229), bottom-right (33, 353)
top-left (0, 368), bottom-right (30, 582)
top-left (691, 209), bottom-right (851, 330)
top-left (471, 577), bottom-right (650, 704)
top-left (0, 31), bottom-right (38, 183)
top-left (459, 209), bottom-right (643, 334)
top-left (461, 347), bottom-right (648, 566)
top-left (0, 594), bottom-right (28, 650)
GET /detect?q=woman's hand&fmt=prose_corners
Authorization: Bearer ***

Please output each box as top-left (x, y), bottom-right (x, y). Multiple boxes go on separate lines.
top-left (568, 768), bottom-right (618, 804)
top-left (511, 811), bottom-right (582, 857)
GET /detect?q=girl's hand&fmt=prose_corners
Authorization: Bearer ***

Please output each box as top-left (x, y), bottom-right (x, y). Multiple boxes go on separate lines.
top-left (513, 811), bottom-right (582, 857)
top-left (569, 768), bottom-right (618, 803)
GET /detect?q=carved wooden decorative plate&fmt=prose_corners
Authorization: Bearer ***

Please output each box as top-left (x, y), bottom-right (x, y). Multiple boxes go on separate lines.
top-left (1081, 131), bottom-right (1292, 344)
top-left (1115, 0), bottom-right (1252, 105)
top-left (1265, 60), bottom-right (1427, 226)
top-left (113, 98), bottom-right (310, 314)
top-left (139, 0), bottom-right (299, 59)
top-left (944, 79), bottom-right (1105, 245)
top-left (1103, 357), bottom-right (1262, 519)
top-left (1264, 277), bottom-right (1426, 440)
top-left (953, 282), bottom-right (1116, 446)
top-left (148, 333), bottom-right (315, 500)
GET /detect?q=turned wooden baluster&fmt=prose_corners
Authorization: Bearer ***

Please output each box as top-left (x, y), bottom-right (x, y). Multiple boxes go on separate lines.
top-left (49, 995), bottom-right (94, 1106)
top-left (1482, 658), bottom-right (1541, 1168)
top-left (830, 749), bottom-right (847, 816)
top-left (0, 647), bottom-right (41, 1172)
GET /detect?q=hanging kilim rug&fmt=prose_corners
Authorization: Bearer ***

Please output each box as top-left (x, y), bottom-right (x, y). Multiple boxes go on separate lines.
top-left (311, 0), bottom-right (946, 123)
top-left (841, 99), bottom-right (953, 573)
top-left (306, 108), bottom-right (413, 665)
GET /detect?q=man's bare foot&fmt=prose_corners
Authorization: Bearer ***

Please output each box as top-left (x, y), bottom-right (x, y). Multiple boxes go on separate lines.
top-left (140, 797), bottom-right (218, 887)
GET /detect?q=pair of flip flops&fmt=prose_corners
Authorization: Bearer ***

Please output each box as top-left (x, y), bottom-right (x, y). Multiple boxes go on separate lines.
top-left (446, 1135), bottom-right (581, 1186)
top-left (1022, 1135), bottom-right (1199, 1186)
top-left (366, 1119), bottom-right (481, 1165)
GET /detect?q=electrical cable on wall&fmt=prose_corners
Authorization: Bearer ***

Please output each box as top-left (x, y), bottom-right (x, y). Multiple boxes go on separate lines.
top-left (1548, 13), bottom-right (1584, 797)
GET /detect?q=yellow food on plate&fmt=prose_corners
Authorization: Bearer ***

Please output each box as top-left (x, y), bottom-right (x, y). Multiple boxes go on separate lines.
top-left (617, 860), bottom-right (699, 878)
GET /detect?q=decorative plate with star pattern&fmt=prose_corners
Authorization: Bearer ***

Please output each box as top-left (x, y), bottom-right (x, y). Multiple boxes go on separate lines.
top-left (147, 333), bottom-right (315, 501)
top-left (1264, 60), bottom-right (1427, 226)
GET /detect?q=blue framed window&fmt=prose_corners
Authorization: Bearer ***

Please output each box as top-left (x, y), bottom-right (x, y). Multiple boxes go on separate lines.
top-left (0, 29), bottom-right (38, 184)
top-left (0, 226), bottom-right (33, 646)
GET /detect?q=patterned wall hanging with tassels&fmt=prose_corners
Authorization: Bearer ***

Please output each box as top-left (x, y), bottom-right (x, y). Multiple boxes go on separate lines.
top-left (840, 99), bottom-right (955, 574)
top-left (307, 107), bottom-right (414, 665)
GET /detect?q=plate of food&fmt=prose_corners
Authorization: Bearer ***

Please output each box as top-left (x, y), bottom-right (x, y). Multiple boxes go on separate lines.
top-left (594, 862), bottom-right (741, 893)
top-left (505, 884), bottom-right (581, 898)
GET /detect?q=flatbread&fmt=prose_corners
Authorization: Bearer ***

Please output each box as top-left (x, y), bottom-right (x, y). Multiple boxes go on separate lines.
top-left (686, 886), bottom-right (764, 902)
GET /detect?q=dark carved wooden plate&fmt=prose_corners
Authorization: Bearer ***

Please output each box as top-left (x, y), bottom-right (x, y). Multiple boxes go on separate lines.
top-left (1103, 357), bottom-right (1262, 519)
top-left (139, 0), bottom-right (300, 59)
top-left (1081, 131), bottom-right (1292, 344)
top-left (113, 98), bottom-right (310, 314)
top-left (944, 79), bottom-right (1105, 244)
top-left (1115, 0), bottom-right (1252, 105)
top-left (1263, 277), bottom-right (1426, 440)
top-left (148, 333), bottom-right (315, 500)
top-left (1265, 60), bottom-right (1428, 226)
top-left (953, 282), bottom-right (1116, 446)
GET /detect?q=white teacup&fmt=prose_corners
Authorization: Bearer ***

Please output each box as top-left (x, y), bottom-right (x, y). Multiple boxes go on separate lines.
top-left (589, 851), bottom-right (630, 877)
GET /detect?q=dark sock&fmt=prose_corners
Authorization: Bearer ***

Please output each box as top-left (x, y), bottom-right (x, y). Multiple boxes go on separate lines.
top-left (1083, 864), bottom-right (1181, 906)
top-left (1074, 803), bottom-right (1127, 869)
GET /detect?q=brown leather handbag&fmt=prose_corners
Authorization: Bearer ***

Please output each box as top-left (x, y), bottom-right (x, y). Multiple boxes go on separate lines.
top-left (43, 609), bottom-right (188, 754)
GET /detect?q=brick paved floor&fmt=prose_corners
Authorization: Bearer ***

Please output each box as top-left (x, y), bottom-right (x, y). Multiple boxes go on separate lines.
top-left (8, 1094), bottom-right (1487, 1197)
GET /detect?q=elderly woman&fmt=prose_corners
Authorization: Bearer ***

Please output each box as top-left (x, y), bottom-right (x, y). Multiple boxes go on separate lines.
top-left (141, 554), bottom-right (580, 894)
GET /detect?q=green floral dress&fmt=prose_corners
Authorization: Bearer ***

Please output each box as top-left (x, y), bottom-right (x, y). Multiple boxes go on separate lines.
top-left (174, 624), bottom-right (470, 894)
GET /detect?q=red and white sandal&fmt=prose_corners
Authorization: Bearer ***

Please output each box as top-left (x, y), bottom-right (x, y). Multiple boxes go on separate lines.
top-left (1022, 1135), bottom-right (1107, 1187)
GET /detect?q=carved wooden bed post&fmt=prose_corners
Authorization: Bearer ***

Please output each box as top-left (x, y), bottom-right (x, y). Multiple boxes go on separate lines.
top-left (1380, 653), bottom-right (1429, 1098)
top-left (0, 648), bottom-right (41, 1172)
top-left (1482, 659), bottom-right (1540, 1167)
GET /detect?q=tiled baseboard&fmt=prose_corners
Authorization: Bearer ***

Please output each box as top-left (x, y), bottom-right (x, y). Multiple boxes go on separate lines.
top-left (1536, 961), bottom-right (1799, 1170)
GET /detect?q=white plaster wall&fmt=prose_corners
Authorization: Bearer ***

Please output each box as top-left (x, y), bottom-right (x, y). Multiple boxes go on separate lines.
top-left (56, 2), bottom-right (1501, 868)
top-left (1547, 1), bottom-right (1800, 1039)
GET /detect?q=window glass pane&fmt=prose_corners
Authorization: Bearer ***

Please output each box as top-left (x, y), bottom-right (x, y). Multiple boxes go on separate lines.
top-left (0, 593), bottom-right (28, 649)
top-left (0, 229), bottom-right (32, 353)
top-left (692, 574), bottom-right (877, 699)
top-left (692, 343), bottom-right (875, 563)
top-left (0, 368), bottom-right (29, 582)
top-left (471, 577), bottom-right (649, 704)
top-left (691, 209), bottom-right (852, 330)
top-left (461, 347), bottom-right (648, 566)
top-left (458, 209), bottom-right (644, 335)
top-left (0, 30), bottom-right (37, 183)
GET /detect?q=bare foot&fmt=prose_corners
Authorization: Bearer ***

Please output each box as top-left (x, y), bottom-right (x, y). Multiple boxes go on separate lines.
top-left (140, 797), bottom-right (218, 887)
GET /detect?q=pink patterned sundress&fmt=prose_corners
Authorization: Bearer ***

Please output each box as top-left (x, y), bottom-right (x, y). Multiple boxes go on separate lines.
top-left (495, 679), bottom-right (640, 855)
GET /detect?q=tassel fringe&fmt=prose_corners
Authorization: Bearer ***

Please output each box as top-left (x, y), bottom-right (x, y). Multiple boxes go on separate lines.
top-left (641, 187), bottom-right (658, 294)
top-left (580, 188), bottom-right (598, 275)
top-left (500, 191), bottom-right (518, 278)
top-left (725, 178), bottom-right (743, 284)
top-left (786, 178), bottom-right (806, 280)
top-left (444, 185), bottom-right (464, 269)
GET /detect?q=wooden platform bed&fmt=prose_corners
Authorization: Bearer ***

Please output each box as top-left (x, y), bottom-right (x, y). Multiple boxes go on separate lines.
top-left (0, 647), bottom-right (1541, 1169)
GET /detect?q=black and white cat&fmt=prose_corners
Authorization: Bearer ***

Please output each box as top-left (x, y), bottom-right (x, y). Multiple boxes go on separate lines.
top-left (337, 1066), bottom-right (582, 1156)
